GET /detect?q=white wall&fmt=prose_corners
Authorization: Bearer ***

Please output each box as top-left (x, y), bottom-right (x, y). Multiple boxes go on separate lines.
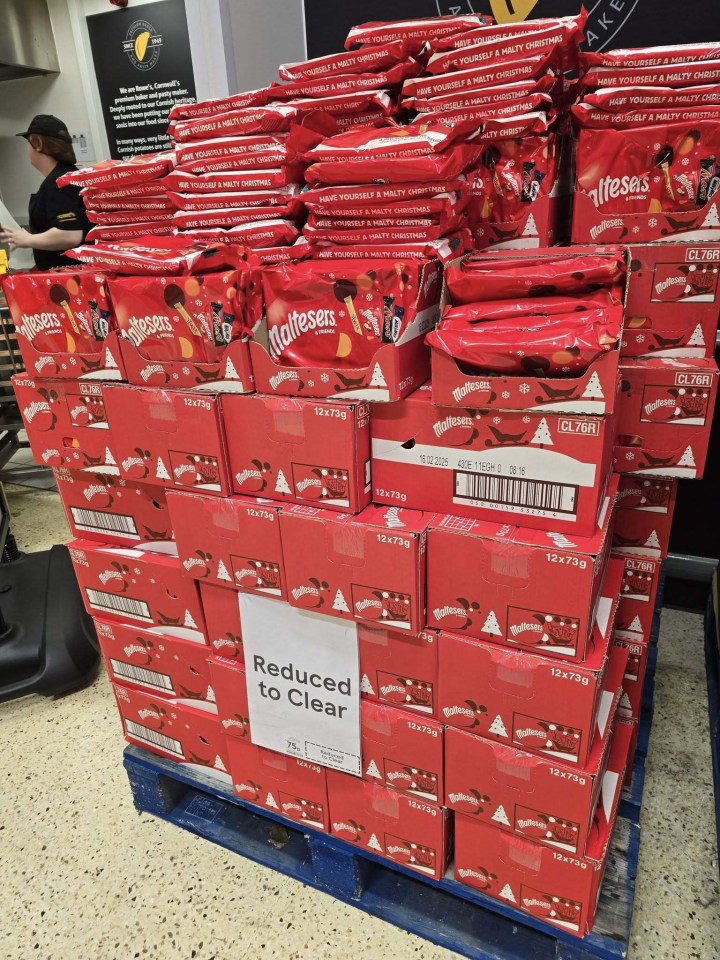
top-left (226, 0), bottom-right (306, 92)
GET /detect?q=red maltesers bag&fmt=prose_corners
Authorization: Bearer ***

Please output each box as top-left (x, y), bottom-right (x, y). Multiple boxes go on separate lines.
top-left (262, 259), bottom-right (420, 369)
top-left (582, 44), bottom-right (720, 70)
top-left (403, 77), bottom-right (555, 113)
top-left (167, 185), bottom-right (301, 211)
top-left (172, 103), bottom-right (298, 142)
top-left (581, 61), bottom-right (720, 91)
top-left (401, 56), bottom-right (553, 100)
top-left (163, 168), bottom-right (303, 193)
top-left (583, 84), bottom-right (720, 112)
top-left (67, 236), bottom-right (234, 276)
top-left (426, 22), bottom-right (578, 75)
top-left (168, 87), bottom-right (269, 121)
top-left (344, 15), bottom-right (491, 50)
top-left (279, 40), bottom-right (417, 82)
top-left (56, 151), bottom-right (174, 189)
top-left (267, 61), bottom-right (422, 100)
top-left (306, 143), bottom-right (480, 186)
top-left (178, 220), bottom-right (301, 248)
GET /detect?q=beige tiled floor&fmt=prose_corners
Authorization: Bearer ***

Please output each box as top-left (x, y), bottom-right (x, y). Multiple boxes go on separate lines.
top-left (1, 482), bottom-right (719, 960)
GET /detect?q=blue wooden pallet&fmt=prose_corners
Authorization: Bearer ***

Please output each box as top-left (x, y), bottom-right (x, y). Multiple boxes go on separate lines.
top-left (125, 745), bottom-right (640, 960)
top-left (704, 593), bottom-right (720, 878)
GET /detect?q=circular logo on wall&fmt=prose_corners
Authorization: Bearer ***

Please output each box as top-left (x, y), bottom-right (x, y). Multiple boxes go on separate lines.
top-left (122, 19), bottom-right (163, 71)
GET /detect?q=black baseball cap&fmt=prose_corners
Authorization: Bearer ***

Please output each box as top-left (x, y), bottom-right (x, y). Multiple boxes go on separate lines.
top-left (17, 115), bottom-right (72, 143)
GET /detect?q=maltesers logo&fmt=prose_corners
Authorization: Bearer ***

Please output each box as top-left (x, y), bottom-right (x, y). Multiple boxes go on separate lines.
top-left (123, 19), bottom-right (162, 72)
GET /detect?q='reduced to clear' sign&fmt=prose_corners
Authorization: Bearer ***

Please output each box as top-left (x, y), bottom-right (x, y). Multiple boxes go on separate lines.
top-left (239, 593), bottom-right (361, 775)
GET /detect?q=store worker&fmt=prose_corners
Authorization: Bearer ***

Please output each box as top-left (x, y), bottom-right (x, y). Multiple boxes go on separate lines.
top-left (0, 114), bottom-right (90, 270)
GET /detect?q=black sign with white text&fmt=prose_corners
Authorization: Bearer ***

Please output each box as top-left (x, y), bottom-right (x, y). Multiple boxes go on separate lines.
top-left (87, 0), bottom-right (196, 159)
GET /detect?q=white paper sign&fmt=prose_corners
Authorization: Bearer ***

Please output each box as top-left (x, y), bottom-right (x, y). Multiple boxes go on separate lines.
top-left (239, 593), bottom-right (361, 775)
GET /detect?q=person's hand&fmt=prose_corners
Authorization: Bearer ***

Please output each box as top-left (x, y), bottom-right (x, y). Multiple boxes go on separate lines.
top-left (0, 227), bottom-right (32, 250)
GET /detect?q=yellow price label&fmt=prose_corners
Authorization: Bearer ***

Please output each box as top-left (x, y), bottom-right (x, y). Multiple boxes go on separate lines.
top-left (0, 250), bottom-right (8, 276)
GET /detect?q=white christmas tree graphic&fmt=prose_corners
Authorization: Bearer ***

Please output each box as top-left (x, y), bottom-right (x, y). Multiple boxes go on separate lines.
top-left (332, 588), bottom-right (350, 613)
top-left (678, 446), bottom-right (696, 469)
top-left (366, 759), bottom-right (382, 779)
top-left (275, 469), bottom-right (292, 495)
top-left (359, 674), bottom-right (376, 695)
top-left (531, 417), bottom-right (553, 447)
top-left (206, 685), bottom-right (216, 703)
top-left (619, 692), bottom-right (632, 715)
top-left (156, 456), bottom-right (170, 481)
top-left (184, 610), bottom-right (198, 629)
top-left (499, 883), bottom-right (517, 903)
top-left (582, 370), bottom-right (604, 399)
top-left (481, 610), bottom-right (502, 636)
top-left (105, 447), bottom-right (117, 466)
top-left (265, 791), bottom-right (279, 809)
top-left (225, 356), bottom-right (239, 380)
top-left (488, 715), bottom-right (508, 738)
top-left (644, 530), bottom-right (661, 550)
top-left (367, 833), bottom-right (383, 852)
top-left (105, 347), bottom-right (118, 369)
top-left (688, 324), bottom-right (705, 347)
top-left (491, 804), bottom-right (511, 827)
top-left (522, 212), bottom-right (538, 237)
top-left (702, 203), bottom-right (720, 229)
top-left (216, 559), bottom-right (232, 582)
top-left (369, 363), bottom-right (387, 388)
top-left (214, 755), bottom-right (226, 771)
top-left (627, 615), bottom-right (643, 635)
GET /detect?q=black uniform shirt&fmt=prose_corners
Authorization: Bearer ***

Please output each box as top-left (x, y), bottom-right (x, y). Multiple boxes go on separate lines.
top-left (28, 163), bottom-right (91, 270)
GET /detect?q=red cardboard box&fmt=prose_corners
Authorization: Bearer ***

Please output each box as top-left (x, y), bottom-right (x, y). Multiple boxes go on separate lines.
top-left (108, 269), bottom-right (254, 392)
top-left (226, 735), bottom-right (329, 832)
top-left (612, 476), bottom-right (677, 558)
top-left (371, 384), bottom-right (615, 537)
top-left (280, 504), bottom-right (432, 634)
top-left (199, 581), bottom-right (244, 661)
top-left (167, 491), bottom-right (285, 597)
top-left (614, 636), bottom-right (650, 723)
top-left (358, 625), bottom-right (439, 718)
top-left (2, 269), bottom-right (125, 380)
top-left (68, 540), bottom-right (206, 639)
top-left (54, 468), bottom-right (173, 549)
top-left (13, 375), bottom-right (118, 471)
top-left (426, 474), bottom-right (617, 662)
top-left (438, 567), bottom-right (626, 768)
top-left (102, 384), bottom-right (232, 495)
top-left (112, 681), bottom-right (230, 776)
top-left (208, 656), bottom-right (250, 739)
top-left (360, 700), bottom-right (444, 802)
top-left (615, 358), bottom-right (719, 478)
top-left (96, 617), bottom-right (212, 700)
top-left (453, 723), bottom-right (631, 937)
top-left (248, 257), bottom-right (442, 402)
top-left (431, 345), bottom-right (621, 416)
top-left (623, 244), bottom-right (720, 359)
top-left (444, 697), bottom-right (621, 857)
top-left (222, 394), bottom-right (372, 514)
top-left (614, 554), bottom-right (662, 645)
top-left (327, 770), bottom-right (451, 880)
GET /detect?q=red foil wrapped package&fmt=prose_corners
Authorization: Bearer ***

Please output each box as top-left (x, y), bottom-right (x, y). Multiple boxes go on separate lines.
top-left (301, 180), bottom-right (468, 207)
top-left (344, 15), bottom-right (491, 50)
top-left (163, 168), bottom-right (303, 193)
top-left (171, 104), bottom-right (297, 142)
top-left (426, 22), bottom-right (580, 75)
top-left (178, 220), bottom-right (301, 248)
top-left (584, 84), bottom-right (720, 112)
top-left (572, 104), bottom-right (720, 130)
top-left (306, 194), bottom-right (466, 220)
top-left (3, 270), bottom-right (113, 356)
top-left (85, 196), bottom-right (173, 214)
top-left (168, 88), bottom-right (270, 122)
top-left (402, 56), bottom-right (552, 99)
top-left (87, 222), bottom-right (173, 242)
top-left (305, 120), bottom-right (472, 161)
top-left (86, 207), bottom-right (174, 225)
top-left (426, 311), bottom-right (620, 376)
top-left (267, 61), bottom-right (422, 100)
top-left (432, 14), bottom-right (585, 51)
top-left (441, 291), bottom-right (618, 325)
top-left (303, 223), bottom-right (460, 245)
top-left (333, 109), bottom-right (396, 131)
top-left (56, 151), bottom-right (174, 190)
top-left (309, 236), bottom-right (466, 262)
top-left (262, 259), bottom-right (421, 368)
top-left (415, 93), bottom-right (552, 122)
top-left (67, 237), bottom-right (234, 276)
top-left (279, 40), bottom-right (416, 82)
top-left (446, 252), bottom-right (626, 304)
top-left (174, 135), bottom-right (292, 171)
top-left (172, 201), bottom-right (303, 231)
top-left (466, 134), bottom-right (558, 225)
top-left (168, 185), bottom-right (301, 211)
top-left (403, 77), bottom-right (555, 113)
top-left (109, 269), bottom-right (255, 365)
top-left (582, 44), bottom-right (720, 70)
top-left (284, 91), bottom-right (393, 117)
top-left (307, 213), bottom-right (457, 231)
top-left (575, 122), bottom-right (720, 215)
top-left (244, 238), bottom-right (311, 265)
top-left (581, 61), bottom-right (720, 91)
top-left (80, 181), bottom-right (171, 203)
top-left (306, 143), bottom-right (479, 185)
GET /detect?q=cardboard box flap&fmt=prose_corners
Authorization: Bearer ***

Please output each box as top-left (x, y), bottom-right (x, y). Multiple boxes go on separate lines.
top-left (620, 356), bottom-right (719, 374)
top-left (585, 722), bottom-right (632, 863)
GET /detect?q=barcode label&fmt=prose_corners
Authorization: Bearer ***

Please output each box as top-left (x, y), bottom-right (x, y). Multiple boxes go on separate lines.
top-left (86, 588), bottom-right (152, 621)
top-left (124, 719), bottom-right (183, 757)
top-left (70, 507), bottom-right (138, 538)
top-left (454, 471), bottom-right (578, 517)
top-left (110, 658), bottom-right (174, 693)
